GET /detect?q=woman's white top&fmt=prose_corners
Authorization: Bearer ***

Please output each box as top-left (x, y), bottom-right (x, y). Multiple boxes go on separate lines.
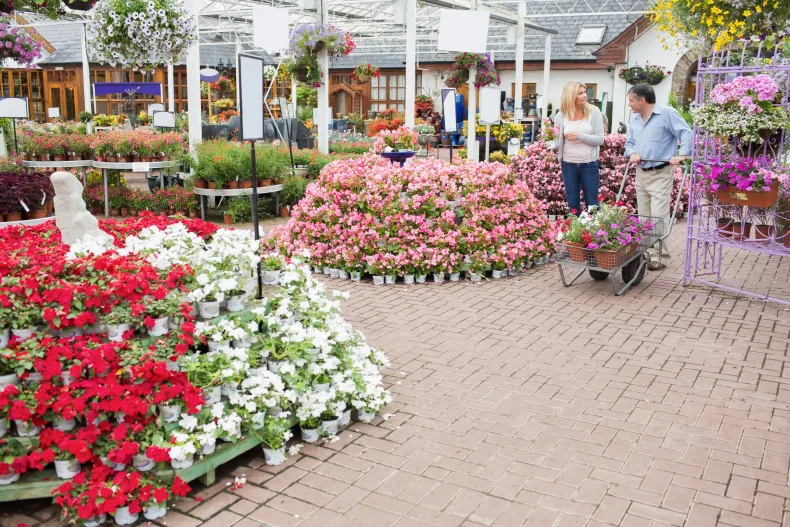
top-left (562, 116), bottom-right (596, 163)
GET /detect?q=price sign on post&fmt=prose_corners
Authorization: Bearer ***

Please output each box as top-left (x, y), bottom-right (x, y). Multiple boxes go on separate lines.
top-left (132, 162), bottom-right (150, 173)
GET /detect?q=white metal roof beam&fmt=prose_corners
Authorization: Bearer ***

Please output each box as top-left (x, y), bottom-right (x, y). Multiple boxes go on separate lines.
top-left (418, 0), bottom-right (557, 33)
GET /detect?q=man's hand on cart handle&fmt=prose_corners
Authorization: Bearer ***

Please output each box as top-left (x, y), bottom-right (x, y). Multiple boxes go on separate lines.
top-left (629, 153), bottom-right (641, 164)
top-left (669, 155), bottom-right (688, 165)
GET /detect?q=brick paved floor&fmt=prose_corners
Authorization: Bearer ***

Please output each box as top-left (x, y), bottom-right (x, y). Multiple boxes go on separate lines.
top-left (4, 221), bottom-right (790, 527)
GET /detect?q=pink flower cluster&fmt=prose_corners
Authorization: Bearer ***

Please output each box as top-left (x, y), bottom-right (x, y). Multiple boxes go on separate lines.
top-left (373, 126), bottom-right (418, 153)
top-left (0, 16), bottom-right (43, 69)
top-left (709, 74), bottom-right (778, 114)
top-left (512, 134), bottom-right (688, 216)
top-left (270, 154), bottom-right (556, 274)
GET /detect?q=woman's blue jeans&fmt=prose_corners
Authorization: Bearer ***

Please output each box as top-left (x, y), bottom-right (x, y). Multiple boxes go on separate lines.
top-left (561, 160), bottom-right (600, 215)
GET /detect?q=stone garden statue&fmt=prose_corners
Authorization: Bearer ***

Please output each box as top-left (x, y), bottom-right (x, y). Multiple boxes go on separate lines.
top-left (50, 171), bottom-right (113, 246)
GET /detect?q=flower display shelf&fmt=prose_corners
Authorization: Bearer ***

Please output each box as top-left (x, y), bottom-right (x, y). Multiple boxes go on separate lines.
top-left (0, 297), bottom-right (286, 503)
top-left (0, 417), bottom-right (296, 502)
top-left (193, 184), bottom-right (284, 221)
top-left (0, 216), bottom-right (56, 229)
top-left (554, 216), bottom-right (663, 296)
top-left (22, 160), bottom-right (181, 218)
top-left (684, 41), bottom-right (790, 305)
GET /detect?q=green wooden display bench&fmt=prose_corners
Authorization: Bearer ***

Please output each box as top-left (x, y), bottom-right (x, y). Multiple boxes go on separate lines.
top-left (0, 415), bottom-right (297, 502)
top-left (0, 293), bottom-right (291, 503)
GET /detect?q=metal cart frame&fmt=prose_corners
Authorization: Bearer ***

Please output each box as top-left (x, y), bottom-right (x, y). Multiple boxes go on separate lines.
top-left (555, 159), bottom-right (690, 296)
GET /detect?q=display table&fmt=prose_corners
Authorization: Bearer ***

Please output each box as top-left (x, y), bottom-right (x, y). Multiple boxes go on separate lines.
top-left (194, 185), bottom-right (283, 221)
top-left (93, 161), bottom-right (180, 216)
top-left (22, 160), bottom-right (93, 186)
top-left (22, 160), bottom-right (181, 217)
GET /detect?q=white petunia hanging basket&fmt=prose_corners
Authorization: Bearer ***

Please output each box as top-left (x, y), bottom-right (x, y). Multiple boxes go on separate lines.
top-left (88, 0), bottom-right (197, 73)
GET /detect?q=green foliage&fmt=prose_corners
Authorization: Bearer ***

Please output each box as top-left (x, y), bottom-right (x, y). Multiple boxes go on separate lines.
top-left (667, 93), bottom-right (693, 127)
top-left (281, 173), bottom-right (307, 206)
top-left (226, 196), bottom-right (252, 222)
top-left (297, 85), bottom-right (318, 109)
top-left (78, 111), bottom-right (93, 123)
top-left (347, 113), bottom-right (365, 134)
top-left (0, 119), bottom-right (13, 155)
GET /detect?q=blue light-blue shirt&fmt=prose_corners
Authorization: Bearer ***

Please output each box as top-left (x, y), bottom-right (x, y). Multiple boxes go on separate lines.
top-left (624, 105), bottom-right (693, 168)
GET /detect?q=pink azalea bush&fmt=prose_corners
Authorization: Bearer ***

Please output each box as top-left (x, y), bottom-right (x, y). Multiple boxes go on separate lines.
top-left (269, 154), bottom-right (556, 275)
top-left (512, 134), bottom-right (688, 216)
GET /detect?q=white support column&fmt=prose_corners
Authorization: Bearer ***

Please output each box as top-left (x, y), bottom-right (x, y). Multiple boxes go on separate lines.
top-left (542, 34), bottom-right (552, 118)
top-left (466, 0), bottom-right (478, 160)
top-left (167, 64), bottom-right (175, 112)
top-left (514, 3), bottom-right (525, 119)
top-left (81, 23), bottom-right (92, 114)
top-left (466, 66), bottom-right (477, 161)
top-left (404, 0), bottom-right (416, 128)
top-left (186, 0), bottom-right (202, 151)
top-left (317, 0), bottom-right (330, 154)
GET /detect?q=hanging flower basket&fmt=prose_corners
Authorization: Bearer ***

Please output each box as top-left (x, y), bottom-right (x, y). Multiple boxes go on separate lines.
top-left (618, 65), bottom-right (669, 85)
top-left (65, 0), bottom-right (97, 11)
top-left (0, 15), bottom-right (44, 69)
top-left (287, 23), bottom-right (354, 87)
top-left (352, 64), bottom-right (380, 84)
top-left (444, 53), bottom-right (500, 89)
top-left (88, 0), bottom-right (197, 73)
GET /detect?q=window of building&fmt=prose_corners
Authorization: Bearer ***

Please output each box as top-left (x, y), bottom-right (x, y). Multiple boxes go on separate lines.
top-left (577, 26), bottom-right (606, 45)
top-left (370, 72), bottom-right (422, 112)
top-left (585, 84), bottom-right (598, 101)
top-left (0, 71), bottom-right (45, 121)
top-left (511, 83), bottom-right (537, 98)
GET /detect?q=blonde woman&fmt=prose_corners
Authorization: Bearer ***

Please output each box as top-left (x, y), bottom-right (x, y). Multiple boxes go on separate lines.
top-left (554, 81), bottom-right (605, 214)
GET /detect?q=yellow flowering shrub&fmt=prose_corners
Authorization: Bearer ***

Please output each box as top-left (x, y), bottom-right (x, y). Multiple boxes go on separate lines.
top-left (653, 0), bottom-right (790, 50)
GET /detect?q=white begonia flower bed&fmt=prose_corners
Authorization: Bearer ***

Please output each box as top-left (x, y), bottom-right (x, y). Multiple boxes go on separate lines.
top-left (94, 224), bottom-right (391, 466)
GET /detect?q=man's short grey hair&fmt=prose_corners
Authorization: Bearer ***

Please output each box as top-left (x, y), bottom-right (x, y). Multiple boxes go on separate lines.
top-left (628, 84), bottom-right (656, 104)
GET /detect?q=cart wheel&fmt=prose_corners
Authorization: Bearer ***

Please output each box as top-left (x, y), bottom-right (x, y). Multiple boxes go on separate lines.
top-left (621, 254), bottom-right (646, 286)
top-left (588, 269), bottom-right (609, 281)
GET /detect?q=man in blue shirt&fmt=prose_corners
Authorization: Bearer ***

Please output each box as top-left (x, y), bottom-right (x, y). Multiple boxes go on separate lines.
top-left (624, 84), bottom-right (692, 270)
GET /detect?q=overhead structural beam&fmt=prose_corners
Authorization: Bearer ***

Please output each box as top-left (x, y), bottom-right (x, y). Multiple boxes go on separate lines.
top-left (418, 0), bottom-right (557, 34)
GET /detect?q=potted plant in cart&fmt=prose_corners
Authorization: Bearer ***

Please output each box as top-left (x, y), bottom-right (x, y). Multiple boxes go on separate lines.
top-left (261, 253), bottom-right (284, 285)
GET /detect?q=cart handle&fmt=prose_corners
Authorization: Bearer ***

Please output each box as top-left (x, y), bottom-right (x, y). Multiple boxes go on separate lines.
top-left (615, 159), bottom-right (690, 242)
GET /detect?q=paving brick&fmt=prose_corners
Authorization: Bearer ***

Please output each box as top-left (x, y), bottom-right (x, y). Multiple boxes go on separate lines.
top-left (201, 510), bottom-right (243, 527)
top-left (191, 492), bottom-right (240, 520)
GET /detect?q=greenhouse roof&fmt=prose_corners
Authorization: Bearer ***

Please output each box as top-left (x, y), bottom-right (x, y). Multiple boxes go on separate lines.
top-left (17, 0), bottom-right (653, 67)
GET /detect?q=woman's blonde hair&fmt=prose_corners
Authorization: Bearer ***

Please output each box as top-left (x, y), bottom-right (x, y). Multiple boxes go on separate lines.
top-left (560, 81), bottom-right (591, 120)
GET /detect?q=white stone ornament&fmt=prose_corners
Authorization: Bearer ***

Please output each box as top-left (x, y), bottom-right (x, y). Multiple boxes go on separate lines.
top-left (50, 171), bottom-right (113, 246)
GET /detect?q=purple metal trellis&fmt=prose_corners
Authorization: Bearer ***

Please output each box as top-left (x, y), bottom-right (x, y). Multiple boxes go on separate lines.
top-left (684, 40), bottom-right (790, 304)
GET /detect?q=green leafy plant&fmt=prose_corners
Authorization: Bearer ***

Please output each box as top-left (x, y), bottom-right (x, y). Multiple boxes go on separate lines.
top-left (281, 174), bottom-right (307, 207)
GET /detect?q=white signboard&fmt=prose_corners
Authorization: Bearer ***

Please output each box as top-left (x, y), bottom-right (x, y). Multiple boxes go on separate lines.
top-left (441, 89), bottom-right (457, 133)
top-left (479, 87), bottom-right (501, 124)
top-left (48, 107), bottom-right (61, 118)
top-left (152, 111), bottom-right (175, 128)
top-left (132, 162), bottom-right (151, 173)
top-left (0, 98), bottom-right (29, 119)
top-left (437, 10), bottom-right (490, 53)
top-left (238, 54), bottom-right (264, 141)
top-left (148, 103), bottom-right (165, 114)
top-left (253, 6), bottom-right (290, 51)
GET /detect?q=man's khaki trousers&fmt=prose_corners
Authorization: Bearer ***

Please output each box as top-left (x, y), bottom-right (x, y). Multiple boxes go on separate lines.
top-left (635, 164), bottom-right (673, 259)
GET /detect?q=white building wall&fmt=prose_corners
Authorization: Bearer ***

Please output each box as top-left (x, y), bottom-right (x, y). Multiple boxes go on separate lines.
top-left (612, 25), bottom-right (688, 130)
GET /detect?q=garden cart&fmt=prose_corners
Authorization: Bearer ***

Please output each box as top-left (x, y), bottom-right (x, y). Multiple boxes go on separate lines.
top-left (554, 159), bottom-right (690, 296)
